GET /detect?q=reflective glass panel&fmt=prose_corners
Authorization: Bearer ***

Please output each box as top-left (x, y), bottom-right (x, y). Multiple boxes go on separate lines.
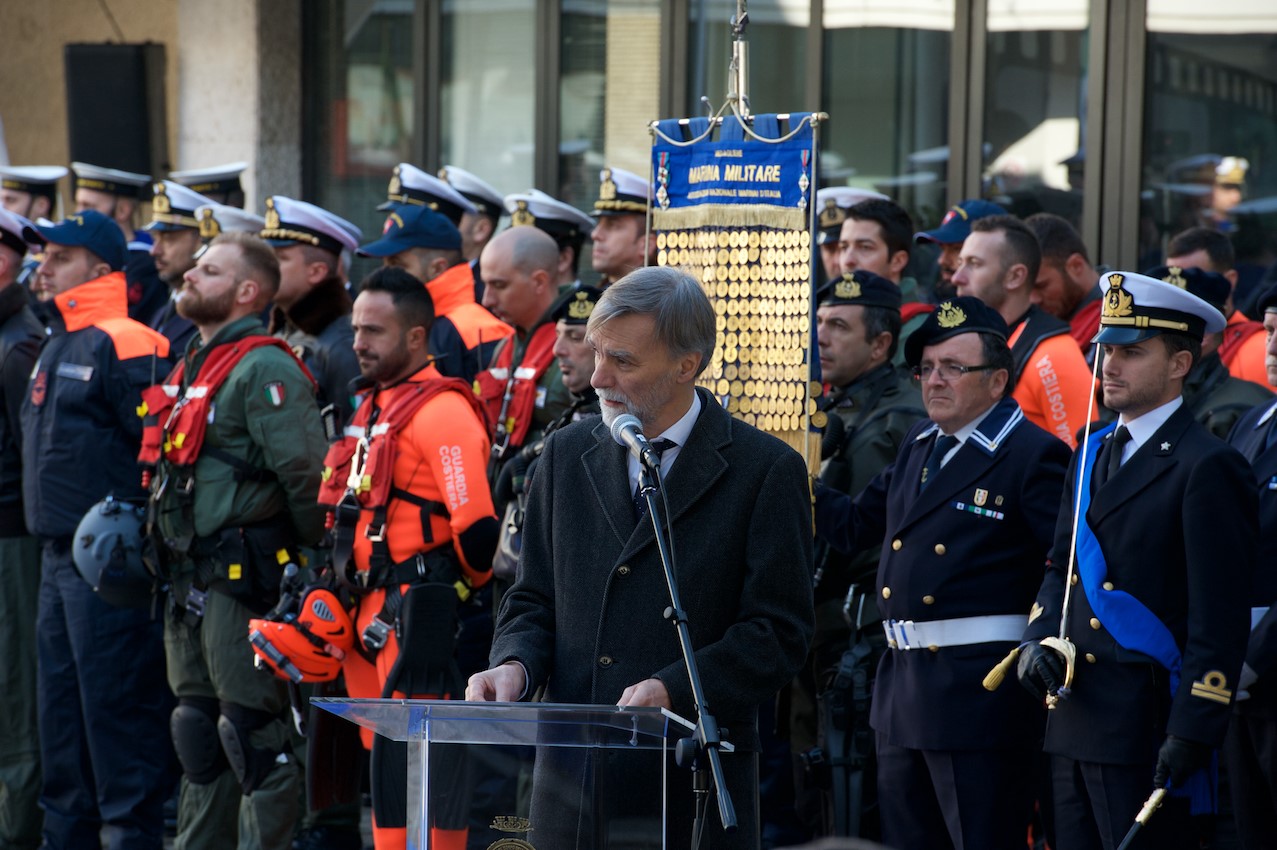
top-left (982, 1), bottom-right (1089, 229)
top-left (560, 0), bottom-right (663, 212)
top-left (821, 1), bottom-right (953, 231)
top-left (440, 0), bottom-right (536, 197)
top-left (1142, 2), bottom-right (1277, 304)
top-left (303, 0), bottom-right (415, 281)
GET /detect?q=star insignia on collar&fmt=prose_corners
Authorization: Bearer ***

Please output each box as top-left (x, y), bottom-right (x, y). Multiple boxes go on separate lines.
top-left (1160, 441), bottom-right (1171, 451)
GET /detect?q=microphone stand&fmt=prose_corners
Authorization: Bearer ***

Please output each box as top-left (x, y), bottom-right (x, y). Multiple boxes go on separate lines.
top-left (637, 462), bottom-right (737, 840)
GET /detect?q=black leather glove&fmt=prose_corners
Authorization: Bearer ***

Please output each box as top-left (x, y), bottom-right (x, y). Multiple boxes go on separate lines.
top-left (1153, 735), bottom-right (1211, 788)
top-left (1016, 642), bottom-right (1066, 701)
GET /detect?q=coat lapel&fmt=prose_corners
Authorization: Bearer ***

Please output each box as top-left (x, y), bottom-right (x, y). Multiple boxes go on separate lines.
top-left (609, 389), bottom-right (732, 563)
top-left (897, 398), bottom-right (1020, 531)
top-left (1089, 404), bottom-right (1191, 521)
top-left (582, 420), bottom-right (638, 548)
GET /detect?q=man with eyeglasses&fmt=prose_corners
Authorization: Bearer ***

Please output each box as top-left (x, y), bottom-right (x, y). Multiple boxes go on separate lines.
top-left (814, 295), bottom-right (1069, 850)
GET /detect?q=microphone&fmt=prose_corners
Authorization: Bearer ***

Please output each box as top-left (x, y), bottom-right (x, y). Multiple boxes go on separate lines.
top-left (610, 414), bottom-right (662, 471)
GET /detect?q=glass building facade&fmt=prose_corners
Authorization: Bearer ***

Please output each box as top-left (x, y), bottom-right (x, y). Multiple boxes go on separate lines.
top-left (302, 0), bottom-right (1277, 282)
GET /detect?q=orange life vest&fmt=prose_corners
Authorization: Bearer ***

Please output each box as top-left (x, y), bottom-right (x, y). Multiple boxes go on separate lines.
top-left (318, 376), bottom-right (484, 512)
top-left (1219, 318), bottom-right (1265, 368)
top-left (138, 336), bottom-right (312, 471)
top-left (471, 322), bottom-right (558, 457)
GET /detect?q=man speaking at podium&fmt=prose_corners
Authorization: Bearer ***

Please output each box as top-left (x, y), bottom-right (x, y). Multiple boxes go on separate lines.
top-left (467, 266), bottom-right (815, 847)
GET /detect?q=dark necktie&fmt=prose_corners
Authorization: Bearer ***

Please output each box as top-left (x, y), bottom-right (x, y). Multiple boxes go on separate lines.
top-left (1099, 425), bottom-right (1132, 487)
top-left (633, 438), bottom-right (677, 522)
top-left (1265, 415), bottom-right (1277, 451)
top-left (919, 433), bottom-right (958, 490)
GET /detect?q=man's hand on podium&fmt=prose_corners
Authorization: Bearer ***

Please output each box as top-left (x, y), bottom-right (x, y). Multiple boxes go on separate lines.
top-left (618, 678), bottom-right (671, 709)
top-left (465, 661), bottom-right (527, 702)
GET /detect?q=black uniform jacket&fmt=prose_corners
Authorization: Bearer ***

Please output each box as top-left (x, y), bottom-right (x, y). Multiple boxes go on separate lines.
top-left (1025, 403), bottom-right (1257, 763)
top-left (815, 397), bottom-right (1069, 751)
top-left (1228, 399), bottom-right (1277, 717)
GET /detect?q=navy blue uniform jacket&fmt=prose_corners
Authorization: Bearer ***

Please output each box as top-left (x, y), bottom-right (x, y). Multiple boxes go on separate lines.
top-left (1228, 399), bottom-right (1277, 717)
top-left (815, 397), bottom-right (1069, 751)
top-left (1025, 403), bottom-right (1257, 763)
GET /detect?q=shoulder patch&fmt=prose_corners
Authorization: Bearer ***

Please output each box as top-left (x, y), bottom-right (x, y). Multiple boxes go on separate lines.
top-left (264, 381), bottom-right (286, 406)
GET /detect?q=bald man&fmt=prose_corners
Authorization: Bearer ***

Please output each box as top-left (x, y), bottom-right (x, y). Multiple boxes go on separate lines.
top-left (475, 227), bottom-right (574, 492)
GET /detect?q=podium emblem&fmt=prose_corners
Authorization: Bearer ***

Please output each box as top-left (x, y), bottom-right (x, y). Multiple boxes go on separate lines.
top-left (487, 815), bottom-right (535, 849)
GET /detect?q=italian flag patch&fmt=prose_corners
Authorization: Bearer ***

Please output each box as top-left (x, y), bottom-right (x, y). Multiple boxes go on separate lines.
top-left (264, 382), bottom-right (286, 406)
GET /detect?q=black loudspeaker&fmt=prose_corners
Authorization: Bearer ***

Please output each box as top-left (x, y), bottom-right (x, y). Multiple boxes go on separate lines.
top-left (64, 43), bottom-right (168, 176)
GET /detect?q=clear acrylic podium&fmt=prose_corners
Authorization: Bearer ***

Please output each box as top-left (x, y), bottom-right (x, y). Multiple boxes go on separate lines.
top-left (314, 699), bottom-right (709, 849)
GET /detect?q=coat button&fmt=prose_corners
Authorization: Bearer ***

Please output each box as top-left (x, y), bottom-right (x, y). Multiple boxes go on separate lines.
top-left (1102, 581), bottom-right (1113, 591)
top-left (1070, 574), bottom-right (1078, 586)
top-left (922, 595), bottom-right (935, 605)
top-left (1089, 618), bottom-right (1101, 630)
top-left (599, 656), bottom-right (613, 668)
top-left (934, 544), bottom-right (946, 555)
top-left (891, 539), bottom-right (902, 551)
top-left (881, 587), bottom-right (891, 599)
top-left (928, 645), bottom-right (939, 653)
top-left (1085, 653), bottom-right (1097, 664)
top-left (617, 565), bottom-right (631, 576)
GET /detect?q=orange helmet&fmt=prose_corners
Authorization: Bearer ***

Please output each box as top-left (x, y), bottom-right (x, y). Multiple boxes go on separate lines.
top-left (249, 587), bottom-right (355, 683)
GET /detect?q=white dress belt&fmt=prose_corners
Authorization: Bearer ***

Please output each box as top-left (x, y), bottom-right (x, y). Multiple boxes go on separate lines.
top-left (882, 614), bottom-right (1025, 651)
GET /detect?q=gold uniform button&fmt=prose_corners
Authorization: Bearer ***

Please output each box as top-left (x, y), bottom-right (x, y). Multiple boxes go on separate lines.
top-left (1085, 653), bottom-right (1097, 664)
top-left (617, 565), bottom-right (631, 576)
top-left (599, 656), bottom-right (613, 668)
top-left (922, 595), bottom-right (935, 605)
top-left (934, 544), bottom-right (946, 556)
top-left (881, 587), bottom-right (892, 600)
top-left (891, 539), bottom-right (902, 551)
top-left (1089, 617), bottom-right (1101, 630)
top-left (1070, 574), bottom-right (1078, 586)
top-left (928, 645), bottom-right (939, 653)
top-left (1102, 581), bottom-right (1114, 591)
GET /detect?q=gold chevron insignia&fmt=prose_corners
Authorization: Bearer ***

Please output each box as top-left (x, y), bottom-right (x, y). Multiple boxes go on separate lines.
top-left (936, 301), bottom-right (966, 328)
top-left (834, 274), bottom-right (861, 300)
top-left (1103, 274), bottom-right (1134, 318)
top-left (1028, 602), bottom-right (1044, 624)
top-left (1190, 670), bottom-right (1232, 705)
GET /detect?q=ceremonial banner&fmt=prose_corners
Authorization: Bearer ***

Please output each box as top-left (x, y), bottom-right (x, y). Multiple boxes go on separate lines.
top-left (651, 112), bottom-right (821, 469)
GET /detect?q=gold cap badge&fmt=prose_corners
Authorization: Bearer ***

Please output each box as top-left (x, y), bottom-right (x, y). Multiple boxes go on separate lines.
top-left (1163, 266), bottom-right (1187, 290)
top-left (1103, 273), bottom-right (1134, 319)
top-left (818, 199), bottom-right (846, 230)
top-left (511, 200), bottom-right (535, 227)
top-left (599, 169), bottom-right (617, 202)
top-left (833, 274), bottom-right (861, 300)
top-left (936, 301), bottom-right (966, 329)
top-left (198, 208), bottom-right (220, 240)
top-left (264, 197), bottom-right (281, 231)
top-left (151, 182), bottom-right (171, 215)
top-left (387, 166), bottom-right (402, 199)
top-left (567, 291), bottom-right (594, 320)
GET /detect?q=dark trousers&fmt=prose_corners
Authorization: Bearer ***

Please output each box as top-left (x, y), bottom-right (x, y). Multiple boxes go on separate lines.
top-left (36, 540), bottom-right (174, 850)
top-left (1050, 755), bottom-right (1196, 850)
top-left (1224, 710), bottom-right (1277, 850)
top-left (875, 735), bottom-right (1035, 850)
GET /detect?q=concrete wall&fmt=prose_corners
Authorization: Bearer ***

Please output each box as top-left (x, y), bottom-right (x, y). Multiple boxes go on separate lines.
top-left (0, 0), bottom-right (179, 195)
top-left (0, 0), bottom-right (301, 214)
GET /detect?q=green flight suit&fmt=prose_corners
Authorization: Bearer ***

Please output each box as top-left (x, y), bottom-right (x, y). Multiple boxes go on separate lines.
top-left (153, 316), bottom-right (328, 850)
